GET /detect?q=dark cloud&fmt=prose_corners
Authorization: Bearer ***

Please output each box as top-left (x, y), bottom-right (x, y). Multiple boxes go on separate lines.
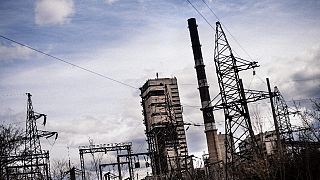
top-left (290, 47), bottom-right (320, 98)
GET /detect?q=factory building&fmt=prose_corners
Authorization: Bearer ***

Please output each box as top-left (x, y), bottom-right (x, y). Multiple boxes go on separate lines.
top-left (140, 77), bottom-right (192, 178)
top-left (239, 131), bottom-right (278, 156)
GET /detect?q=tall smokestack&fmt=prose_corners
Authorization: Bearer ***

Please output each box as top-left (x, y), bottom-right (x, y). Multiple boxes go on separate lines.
top-left (187, 18), bottom-right (222, 169)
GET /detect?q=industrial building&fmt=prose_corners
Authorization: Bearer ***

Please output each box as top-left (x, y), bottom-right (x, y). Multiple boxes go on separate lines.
top-left (140, 77), bottom-right (192, 178)
top-left (239, 131), bottom-right (278, 156)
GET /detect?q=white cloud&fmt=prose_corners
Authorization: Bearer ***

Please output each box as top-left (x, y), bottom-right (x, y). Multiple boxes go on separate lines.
top-left (0, 44), bottom-right (34, 61)
top-left (35, 0), bottom-right (74, 26)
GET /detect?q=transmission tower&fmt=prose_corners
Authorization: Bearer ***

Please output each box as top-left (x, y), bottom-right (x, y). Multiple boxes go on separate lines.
top-left (273, 87), bottom-right (294, 144)
top-left (267, 79), bottom-right (297, 153)
top-left (5, 93), bottom-right (57, 180)
top-left (213, 22), bottom-right (268, 180)
top-left (24, 93), bottom-right (45, 155)
top-left (22, 93), bottom-right (57, 179)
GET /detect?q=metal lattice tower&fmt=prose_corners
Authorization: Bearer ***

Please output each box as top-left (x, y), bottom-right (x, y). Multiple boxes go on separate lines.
top-left (22, 93), bottom-right (50, 179)
top-left (25, 93), bottom-right (43, 156)
top-left (4, 93), bottom-right (57, 180)
top-left (213, 22), bottom-right (262, 179)
top-left (273, 87), bottom-right (294, 148)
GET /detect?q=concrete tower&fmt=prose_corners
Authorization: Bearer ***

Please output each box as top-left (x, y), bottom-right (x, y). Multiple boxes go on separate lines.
top-left (140, 77), bottom-right (191, 178)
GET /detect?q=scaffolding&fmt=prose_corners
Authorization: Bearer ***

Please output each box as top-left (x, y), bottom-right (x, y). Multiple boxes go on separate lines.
top-left (140, 78), bottom-right (191, 178)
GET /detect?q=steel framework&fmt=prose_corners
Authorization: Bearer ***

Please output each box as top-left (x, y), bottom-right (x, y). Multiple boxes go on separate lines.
top-left (213, 22), bottom-right (269, 180)
top-left (79, 142), bottom-right (132, 180)
top-left (145, 85), bottom-right (184, 178)
top-left (273, 87), bottom-right (295, 145)
top-left (4, 93), bottom-right (57, 180)
top-left (4, 152), bottom-right (50, 180)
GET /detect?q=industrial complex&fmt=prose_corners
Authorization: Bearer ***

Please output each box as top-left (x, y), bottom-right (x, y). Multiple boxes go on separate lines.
top-left (1, 15), bottom-right (319, 180)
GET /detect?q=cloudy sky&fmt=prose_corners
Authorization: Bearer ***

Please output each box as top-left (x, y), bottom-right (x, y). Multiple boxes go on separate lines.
top-left (0, 0), bottom-right (319, 174)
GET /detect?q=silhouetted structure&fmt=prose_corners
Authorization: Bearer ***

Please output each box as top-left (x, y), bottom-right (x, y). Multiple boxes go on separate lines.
top-left (188, 18), bottom-right (224, 179)
top-left (79, 142), bottom-right (132, 180)
top-left (4, 93), bottom-right (57, 180)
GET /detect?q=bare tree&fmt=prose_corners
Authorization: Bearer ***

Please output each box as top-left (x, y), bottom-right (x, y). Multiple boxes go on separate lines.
top-left (294, 99), bottom-right (320, 142)
top-left (89, 153), bottom-right (104, 180)
top-left (0, 124), bottom-right (24, 179)
top-left (251, 103), bottom-right (264, 134)
top-left (0, 124), bottom-right (24, 156)
top-left (51, 159), bottom-right (69, 180)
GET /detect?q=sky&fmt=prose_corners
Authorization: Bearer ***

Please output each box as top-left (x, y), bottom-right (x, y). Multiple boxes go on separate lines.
top-left (0, 0), bottom-right (319, 177)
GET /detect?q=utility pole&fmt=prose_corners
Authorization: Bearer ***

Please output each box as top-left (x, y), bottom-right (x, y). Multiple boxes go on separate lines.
top-left (267, 78), bottom-right (283, 156)
top-left (23, 93), bottom-right (56, 179)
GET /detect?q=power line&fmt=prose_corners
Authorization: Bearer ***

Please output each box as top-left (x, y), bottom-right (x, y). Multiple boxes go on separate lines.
top-left (200, 0), bottom-right (254, 61)
top-left (182, 97), bottom-right (320, 109)
top-left (285, 97), bottom-right (320, 103)
top-left (186, 0), bottom-right (254, 61)
top-left (185, 0), bottom-right (215, 30)
top-left (185, 0), bottom-right (243, 58)
top-left (185, 0), bottom-right (243, 60)
top-left (0, 35), bottom-right (138, 90)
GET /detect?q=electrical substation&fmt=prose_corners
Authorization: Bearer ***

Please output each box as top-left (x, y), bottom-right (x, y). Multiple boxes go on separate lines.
top-left (1, 11), bottom-right (319, 180)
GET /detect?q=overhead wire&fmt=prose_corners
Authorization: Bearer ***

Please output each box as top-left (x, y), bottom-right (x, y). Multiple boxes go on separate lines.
top-left (0, 35), bottom-right (138, 90)
top-left (285, 97), bottom-right (320, 103)
top-left (1, 35), bottom-right (146, 160)
top-left (200, 0), bottom-right (254, 61)
top-left (185, 0), bottom-right (215, 30)
top-left (186, 0), bottom-right (254, 61)
top-left (198, 0), bottom-right (320, 87)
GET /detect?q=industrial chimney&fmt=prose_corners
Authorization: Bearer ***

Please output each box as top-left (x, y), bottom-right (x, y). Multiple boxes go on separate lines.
top-left (187, 18), bottom-right (222, 173)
